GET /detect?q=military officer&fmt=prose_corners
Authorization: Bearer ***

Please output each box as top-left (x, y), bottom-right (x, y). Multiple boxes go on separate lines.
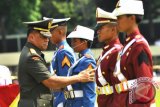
top-left (65, 25), bottom-right (96, 107)
top-left (43, 17), bottom-right (76, 107)
top-left (18, 19), bottom-right (95, 107)
top-left (95, 8), bottom-right (123, 107)
top-left (112, 0), bottom-right (155, 106)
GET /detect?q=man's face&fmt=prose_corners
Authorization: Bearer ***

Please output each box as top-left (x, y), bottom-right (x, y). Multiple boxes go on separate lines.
top-left (71, 38), bottom-right (83, 52)
top-left (49, 27), bottom-right (60, 44)
top-left (97, 24), bottom-right (114, 42)
top-left (32, 31), bottom-right (49, 51)
top-left (117, 15), bottom-right (134, 32)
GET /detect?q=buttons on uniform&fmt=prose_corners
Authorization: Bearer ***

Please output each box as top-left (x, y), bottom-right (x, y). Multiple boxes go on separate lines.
top-left (104, 45), bottom-right (109, 49)
top-left (126, 37), bottom-right (130, 42)
top-left (126, 52), bottom-right (129, 56)
top-left (106, 56), bottom-right (109, 59)
top-left (102, 71), bottom-right (105, 75)
top-left (126, 47), bottom-right (132, 56)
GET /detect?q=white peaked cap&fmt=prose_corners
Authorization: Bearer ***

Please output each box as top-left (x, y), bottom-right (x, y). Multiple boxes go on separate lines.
top-left (0, 65), bottom-right (12, 86)
top-left (43, 17), bottom-right (70, 24)
top-left (43, 17), bottom-right (70, 28)
top-left (113, 0), bottom-right (144, 16)
top-left (96, 7), bottom-right (117, 24)
top-left (67, 25), bottom-right (94, 41)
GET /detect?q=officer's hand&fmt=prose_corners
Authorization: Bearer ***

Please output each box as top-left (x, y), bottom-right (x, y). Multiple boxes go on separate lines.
top-left (78, 69), bottom-right (95, 82)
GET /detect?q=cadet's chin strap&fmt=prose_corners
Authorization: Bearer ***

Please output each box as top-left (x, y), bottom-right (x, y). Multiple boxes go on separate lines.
top-left (71, 35), bottom-right (98, 49)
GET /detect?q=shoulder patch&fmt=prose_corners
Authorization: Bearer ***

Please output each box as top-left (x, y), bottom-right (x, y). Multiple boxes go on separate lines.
top-left (29, 48), bottom-right (37, 54)
top-left (31, 56), bottom-right (40, 61)
top-left (62, 55), bottom-right (71, 68)
top-left (138, 50), bottom-right (149, 66)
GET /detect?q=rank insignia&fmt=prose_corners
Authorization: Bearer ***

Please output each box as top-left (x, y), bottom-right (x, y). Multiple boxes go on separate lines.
top-left (32, 56), bottom-right (40, 61)
top-left (62, 55), bottom-right (71, 67)
top-left (29, 48), bottom-right (37, 54)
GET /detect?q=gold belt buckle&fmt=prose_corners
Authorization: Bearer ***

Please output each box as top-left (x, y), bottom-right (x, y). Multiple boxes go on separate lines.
top-left (96, 87), bottom-right (100, 95)
top-left (115, 83), bottom-right (122, 94)
top-left (64, 91), bottom-right (70, 99)
top-left (104, 84), bottom-right (112, 95)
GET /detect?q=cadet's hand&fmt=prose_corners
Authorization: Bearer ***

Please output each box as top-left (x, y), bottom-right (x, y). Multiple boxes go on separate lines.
top-left (77, 69), bottom-right (95, 82)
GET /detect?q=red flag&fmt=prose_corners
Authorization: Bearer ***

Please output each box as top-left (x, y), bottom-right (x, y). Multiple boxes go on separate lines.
top-left (0, 84), bottom-right (19, 107)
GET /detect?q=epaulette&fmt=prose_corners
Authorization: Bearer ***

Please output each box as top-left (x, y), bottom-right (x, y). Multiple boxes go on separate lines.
top-left (29, 48), bottom-right (37, 55)
top-left (135, 35), bottom-right (143, 43)
top-left (29, 48), bottom-right (40, 61)
top-left (114, 44), bottom-right (122, 49)
top-left (84, 54), bottom-right (91, 58)
top-left (59, 45), bottom-right (64, 50)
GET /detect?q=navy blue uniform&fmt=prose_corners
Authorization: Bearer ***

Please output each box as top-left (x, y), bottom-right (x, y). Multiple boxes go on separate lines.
top-left (65, 49), bottom-right (96, 107)
top-left (51, 40), bottom-right (76, 107)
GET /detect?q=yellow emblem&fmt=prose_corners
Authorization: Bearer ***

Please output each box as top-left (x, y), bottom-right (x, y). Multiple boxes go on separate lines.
top-left (48, 21), bottom-right (52, 29)
top-left (62, 55), bottom-right (71, 67)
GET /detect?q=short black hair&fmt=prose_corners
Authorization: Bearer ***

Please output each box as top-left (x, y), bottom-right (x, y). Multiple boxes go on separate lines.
top-left (27, 28), bottom-right (39, 37)
top-left (27, 28), bottom-right (33, 37)
top-left (79, 38), bottom-right (93, 48)
top-left (126, 14), bottom-right (143, 24)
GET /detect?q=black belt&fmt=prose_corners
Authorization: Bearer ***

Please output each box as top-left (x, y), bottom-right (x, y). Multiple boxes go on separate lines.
top-left (20, 94), bottom-right (52, 101)
top-left (19, 93), bottom-right (53, 107)
top-left (19, 98), bottom-right (52, 107)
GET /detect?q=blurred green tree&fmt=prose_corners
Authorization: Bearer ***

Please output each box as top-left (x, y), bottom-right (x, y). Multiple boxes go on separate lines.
top-left (40, 0), bottom-right (96, 31)
top-left (40, 0), bottom-right (96, 49)
top-left (0, 0), bottom-right (41, 52)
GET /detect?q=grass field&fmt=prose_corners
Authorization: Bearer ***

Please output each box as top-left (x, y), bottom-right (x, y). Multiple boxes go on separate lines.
top-left (155, 89), bottom-right (160, 107)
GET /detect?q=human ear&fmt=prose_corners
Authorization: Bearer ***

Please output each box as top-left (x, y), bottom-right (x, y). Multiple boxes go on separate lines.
top-left (29, 33), bottom-right (35, 42)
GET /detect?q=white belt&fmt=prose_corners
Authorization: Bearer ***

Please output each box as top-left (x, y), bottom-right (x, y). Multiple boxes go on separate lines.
top-left (64, 90), bottom-right (83, 99)
top-left (57, 102), bottom-right (63, 107)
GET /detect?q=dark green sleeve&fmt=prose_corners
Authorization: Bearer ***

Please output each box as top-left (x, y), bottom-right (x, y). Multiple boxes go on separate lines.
top-left (26, 55), bottom-right (52, 83)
